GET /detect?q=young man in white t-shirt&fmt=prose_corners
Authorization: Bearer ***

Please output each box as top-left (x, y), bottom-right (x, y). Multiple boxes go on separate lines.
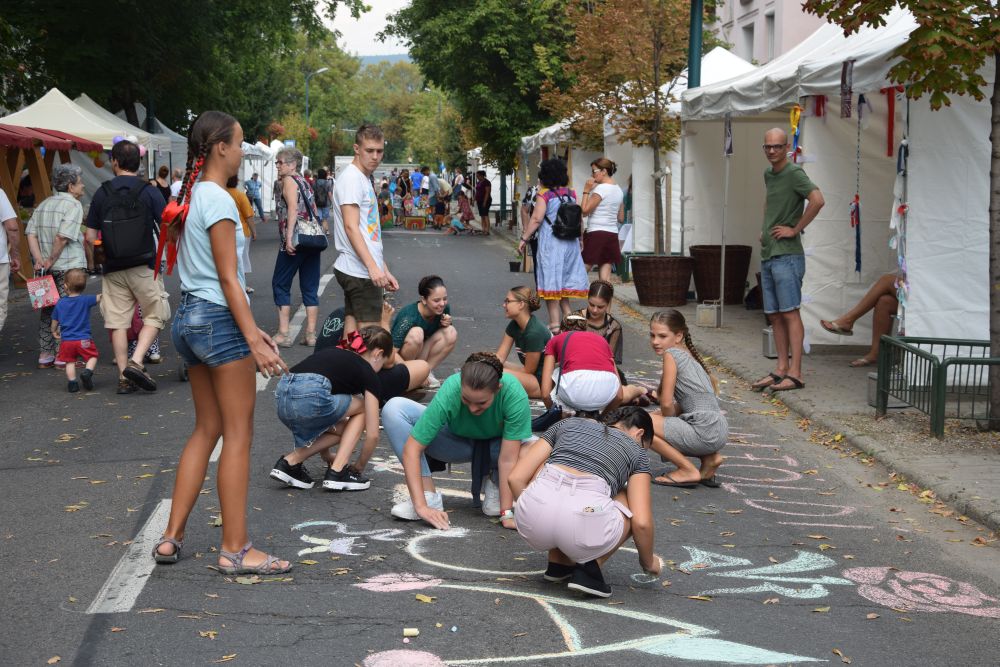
top-left (332, 124), bottom-right (399, 334)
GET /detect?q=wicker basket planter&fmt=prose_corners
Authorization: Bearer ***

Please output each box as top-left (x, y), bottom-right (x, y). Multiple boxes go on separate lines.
top-left (631, 255), bottom-right (694, 307)
top-left (690, 244), bottom-right (752, 304)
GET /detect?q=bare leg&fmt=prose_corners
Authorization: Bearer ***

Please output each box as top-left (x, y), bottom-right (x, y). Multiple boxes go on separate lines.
top-left (837, 274), bottom-right (897, 327)
top-left (649, 418), bottom-right (701, 483)
top-left (782, 309), bottom-right (804, 380)
top-left (111, 329), bottom-right (130, 377)
top-left (304, 305), bottom-right (318, 336)
top-left (130, 324), bottom-right (160, 366)
top-left (329, 411), bottom-right (366, 471)
top-left (768, 311), bottom-right (790, 378)
top-left (559, 298), bottom-right (572, 318)
top-left (343, 314), bottom-right (358, 336)
top-left (549, 548), bottom-right (574, 566)
top-left (420, 327), bottom-right (457, 371)
top-left (400, 359), bottom-right (430, 390)
top-left (698, 451), bottom-right (724, 479)
top-left (398, 328), bottom-right (425, 361)
top-left (598, 263), bottom-right (612, 283)
top-left (277, 305), bottom-right (291, 334)
top-left (545, 300), bottom-right (562, 331)
top-left (503, 367), bottom-right (542, 399)
top-left (860, 294), bottom-right (898, 363)
top-left (596, 490), bottom-right (633, 566)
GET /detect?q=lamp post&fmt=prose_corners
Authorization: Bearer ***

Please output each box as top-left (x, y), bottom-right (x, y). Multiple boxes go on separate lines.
top-left (304, 67), bottom-right (330, 127)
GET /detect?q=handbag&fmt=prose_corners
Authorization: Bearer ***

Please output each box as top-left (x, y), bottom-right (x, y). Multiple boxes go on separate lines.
top-left (290, 177), bottom-right (328, 252)
top-left (530, 332), bottom-right (574, 432)
top-left (27, 272), bottom-right (60, 310)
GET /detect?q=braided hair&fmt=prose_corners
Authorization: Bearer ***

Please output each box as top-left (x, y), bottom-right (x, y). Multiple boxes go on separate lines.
top-left (461, 351), bottom-right (504, 392)
top-left (650, 309), bottom-right (720, 394)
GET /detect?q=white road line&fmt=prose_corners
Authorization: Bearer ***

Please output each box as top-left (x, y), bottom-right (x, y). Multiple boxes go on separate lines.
top-left (86, 499), bottom-right (172, 615)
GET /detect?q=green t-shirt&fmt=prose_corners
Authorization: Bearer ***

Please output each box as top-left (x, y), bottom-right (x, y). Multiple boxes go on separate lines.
top-left (390, 301), bottom-right (452, 349)
top-left (760, 163), bottom-right (818, 261)
top-left (410, 372), bottom-right (532, 445)
top-left (505, 315), bottom-right (551, 380)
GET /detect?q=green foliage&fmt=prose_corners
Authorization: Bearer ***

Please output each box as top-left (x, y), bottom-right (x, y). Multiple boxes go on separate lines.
top-left (404, 89), bottom-right (467, 168)
top-left (383, 0), bottom-right (573, 171)
top-left (801, 1), bottom-right (997, 109)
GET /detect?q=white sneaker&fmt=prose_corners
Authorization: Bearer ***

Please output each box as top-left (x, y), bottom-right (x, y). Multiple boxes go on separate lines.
top-left (391, 491), bottom-right (444, 521)
top-left (424, 372), bottom-right (441, 389)
top-left (482, 477), bottom-right (501, 517)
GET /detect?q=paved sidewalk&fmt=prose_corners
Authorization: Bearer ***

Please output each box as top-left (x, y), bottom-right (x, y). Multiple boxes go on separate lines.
top-left (492, 222), bottom-right (999, 535)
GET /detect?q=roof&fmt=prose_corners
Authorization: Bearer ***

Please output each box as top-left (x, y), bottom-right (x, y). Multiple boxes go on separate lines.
top-left (74, 94), bottom-right (171, 152)
top-left (0, 88), bottom-right (135, 150)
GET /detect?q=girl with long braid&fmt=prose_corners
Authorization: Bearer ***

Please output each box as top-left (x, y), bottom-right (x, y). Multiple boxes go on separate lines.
top-left (152, 111), bottom-right (292, 575)
top-left (647, 310), bottom-right (728, 488)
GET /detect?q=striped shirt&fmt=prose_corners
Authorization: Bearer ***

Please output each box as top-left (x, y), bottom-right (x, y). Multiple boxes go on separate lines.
top-left (542, 418), bottom-right (650, 495)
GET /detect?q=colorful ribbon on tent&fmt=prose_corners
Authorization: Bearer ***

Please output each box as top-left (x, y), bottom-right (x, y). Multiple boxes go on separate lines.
top-left (789, 104), bottom-right (802, 163)
top-left (814, 95), bottom-right (826, 118)
top-left (881, 86), bottom-right (905, 157)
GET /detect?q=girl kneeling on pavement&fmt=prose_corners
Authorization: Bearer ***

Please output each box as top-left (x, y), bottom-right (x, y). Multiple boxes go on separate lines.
top-left (383, 352), bottom-right (532, 530)
top-left (509, 408), bottom-right (661, 598)
top-left (390, 275), bottom-right (457, 389)
top-left (496, 285), bottom-right (551, 399)
top-left (269, 326), bottom-right (392, 492)
top-left (648, 310), bottom-right (728, 488)
top-left (540, 314), bottom-right (647, 417)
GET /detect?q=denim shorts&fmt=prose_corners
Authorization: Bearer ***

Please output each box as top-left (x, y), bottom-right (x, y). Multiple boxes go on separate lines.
top-left (172, 293), bottom-right (250, 367)
top-left (275, 373), bottom-right (353, 448)
top-left (761, 254), bottom-right (806, 314)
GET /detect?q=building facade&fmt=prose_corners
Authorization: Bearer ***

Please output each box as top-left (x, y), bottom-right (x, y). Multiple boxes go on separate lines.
top-left (714, 0), bottom-right (826, 64)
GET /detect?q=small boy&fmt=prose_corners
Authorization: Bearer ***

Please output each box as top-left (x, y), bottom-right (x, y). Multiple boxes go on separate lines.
top-left (51, 268), bottom-right (101, 392)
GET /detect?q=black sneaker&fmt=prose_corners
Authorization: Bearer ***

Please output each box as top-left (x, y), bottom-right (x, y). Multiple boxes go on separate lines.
top-left (269, 456), bottom-right (315, 489)
top-left (322, 465), bottom-right (371, 491)
top-left (67, 380), bottom-right (79, 393)
top-left (543, 561), bottom-right (574, 582)
top-left (567, 560), bottom-right (612, 598)
top-left (80, 369), bottom-right (94, 391)
top-left (123, 359), bottom-right (157, 391)
top-left (117, 378), bottom-right (138, 394)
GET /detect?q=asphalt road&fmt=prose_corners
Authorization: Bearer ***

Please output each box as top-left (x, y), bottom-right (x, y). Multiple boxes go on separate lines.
top-left (1, 220), bottom-right (998, 666)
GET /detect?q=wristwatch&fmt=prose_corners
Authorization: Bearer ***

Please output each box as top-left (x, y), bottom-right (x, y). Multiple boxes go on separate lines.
top-left (500, 508), bottom-right (515, 522)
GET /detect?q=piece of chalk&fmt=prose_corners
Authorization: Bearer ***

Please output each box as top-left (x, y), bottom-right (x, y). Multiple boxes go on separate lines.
top-left (403, 628), bottom-right (420, 637)
top-left (451, 626), bottom-right (458, 632)
top-left (403, 638), bottom-right (410, 644)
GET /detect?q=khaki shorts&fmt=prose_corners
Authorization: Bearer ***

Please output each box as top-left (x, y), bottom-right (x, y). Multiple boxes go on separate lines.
top-left (101, 265), bottom-right (171, 330)
top-left (334, 268), bottom-right (383, 322)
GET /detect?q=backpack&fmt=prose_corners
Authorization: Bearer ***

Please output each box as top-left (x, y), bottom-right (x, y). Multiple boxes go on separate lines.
top-left (99, 179), bottom-right (156, 270)
top-left (314, 178), bottom-right (330, 207)
top-left (545, 190), bottom-right (583, 240)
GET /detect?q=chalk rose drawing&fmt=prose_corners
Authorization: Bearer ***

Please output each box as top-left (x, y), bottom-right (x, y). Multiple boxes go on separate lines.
top-left (355, 572), bottom-right (443, 592)
top-left (843, 568), bottom-right (1000, 618)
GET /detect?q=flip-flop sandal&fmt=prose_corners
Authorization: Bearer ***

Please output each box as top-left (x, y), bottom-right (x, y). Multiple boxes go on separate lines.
top-left (699, 476), bottom-right (722, 488)
top-left (218, 542), bottom-right (292, 576)
top-left (820, 319), bottom-right (854, 336)
top-left (652, 473), bottom-right (698, 488)
top-left (152, 536), bottom-right (182, 564)
top-left (849, 358), bottom-right (874, 367)
top-left (751, 372), bottom-right (783, 391)
top-left (769, 376), bottom-right (805, 392)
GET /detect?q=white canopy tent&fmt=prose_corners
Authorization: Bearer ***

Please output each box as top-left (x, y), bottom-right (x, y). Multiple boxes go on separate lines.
top-left (681, 8), bottom-right (994, 342)
top-left (74, 94), bottom-right (170, 153)
top-left (117, 103), bottom-right (189, 174)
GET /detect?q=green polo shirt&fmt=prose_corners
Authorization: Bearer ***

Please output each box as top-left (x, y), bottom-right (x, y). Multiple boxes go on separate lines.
top-left (761, 163), bottom-right (818, 261)
top-left (410, 372), bottom-right (532, 445)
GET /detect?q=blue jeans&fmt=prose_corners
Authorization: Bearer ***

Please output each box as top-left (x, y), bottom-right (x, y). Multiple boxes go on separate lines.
top-left (272, 249), bottom-right (321, 307)
top-left (250, 196), bottom-right (265, 219)
top-left (172, 293), bottom-right (250, 367)
top-left (761, 254), bottom-right (805, 314)
top-left (274, 373), bottom-right (352, 448)
top-left (382, 397), bottom-right (500, 477)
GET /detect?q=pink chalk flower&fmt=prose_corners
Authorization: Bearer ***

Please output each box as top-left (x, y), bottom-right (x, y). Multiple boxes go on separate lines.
top-left (364, 650), bottom-right (446, 667)
top-left (355, 572), bottom-right (443, 592)
top-left (843, 567), bottom-right (1000, 618)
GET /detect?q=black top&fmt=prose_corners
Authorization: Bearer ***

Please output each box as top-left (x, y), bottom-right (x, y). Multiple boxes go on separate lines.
top-left (290, 347), bottom-right (381, 398)
top-left (85, 175), bottom-right (167, 270)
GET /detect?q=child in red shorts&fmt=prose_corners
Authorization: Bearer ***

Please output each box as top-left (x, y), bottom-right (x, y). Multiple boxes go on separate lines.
top-left (51, 268), bottom-right (102, 392)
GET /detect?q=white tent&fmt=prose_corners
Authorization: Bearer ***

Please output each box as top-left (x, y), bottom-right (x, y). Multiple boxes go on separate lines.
top-left (0, 88), bottom-right (129, 150)
top-left (681, 8), bottom-right (994, 342)
top-left (73, 94), bottom-right (171, 154)
top-left (117, 103), bottom-right (188, 174)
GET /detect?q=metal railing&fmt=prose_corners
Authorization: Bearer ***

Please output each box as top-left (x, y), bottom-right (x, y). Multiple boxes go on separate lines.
top-left (876, 336), bottom-right (999, 438)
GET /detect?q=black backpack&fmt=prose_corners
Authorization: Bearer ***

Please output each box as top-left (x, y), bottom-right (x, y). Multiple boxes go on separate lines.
top-left (314, 178), bottom-right (330, 207)
top-left (99, 179), bottom-right (156, 270)
top-left (546, 190), bottom-right (583, 240)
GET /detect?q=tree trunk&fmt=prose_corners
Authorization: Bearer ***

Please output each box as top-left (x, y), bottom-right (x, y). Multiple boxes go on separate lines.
top-left (651, 2), bottom-right (665, 255)
top-left (989, 52), bottom-right (1000, 429)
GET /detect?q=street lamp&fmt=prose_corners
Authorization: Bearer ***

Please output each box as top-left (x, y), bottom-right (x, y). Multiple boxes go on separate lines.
top-left (304, 66), bottom-right (330, 127)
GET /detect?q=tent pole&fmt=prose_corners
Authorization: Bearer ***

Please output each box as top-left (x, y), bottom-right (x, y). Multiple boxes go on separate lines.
top-left (720, 152), bottom-right (729, 327)
top-left (679, 122), bottom-right (687, 254)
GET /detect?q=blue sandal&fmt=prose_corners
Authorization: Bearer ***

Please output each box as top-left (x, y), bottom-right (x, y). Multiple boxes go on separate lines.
top-left (218, 542), bottom-right (291, 575)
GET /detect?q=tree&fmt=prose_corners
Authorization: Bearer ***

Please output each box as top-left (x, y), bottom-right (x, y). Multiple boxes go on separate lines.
top-left (404, 88), bottom-right (468, 169)
top-left (801, 1), bottom-right (998, 424)
top-left (541, 0), bottom-right (692, 254)
top-left (383, 0), bottom-right (573, 172)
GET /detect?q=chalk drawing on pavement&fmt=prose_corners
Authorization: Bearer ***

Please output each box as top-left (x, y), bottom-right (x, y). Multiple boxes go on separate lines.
top-left (843, 568), bottom-right (1000, 618)
top-left (291, 520), bottom-right (408, 557)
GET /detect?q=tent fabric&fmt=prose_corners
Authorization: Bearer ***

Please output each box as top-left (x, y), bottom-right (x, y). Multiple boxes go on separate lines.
top-left (682, 8), bottom-right (918, 120)
top-left (118, 103), bottom-right (189, 172)
top-left (27, 127), bottom-right (101, 153)
top-left (74, 94), bottom-right (170, 152)
top-left (0, 88), bottom-right (136, 150)
top-left (0, 123), bottom-right (72, 150)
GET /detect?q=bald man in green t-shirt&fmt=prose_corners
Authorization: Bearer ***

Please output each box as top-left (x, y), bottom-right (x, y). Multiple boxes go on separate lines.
top-left (752, 128), bottom-right (825, 393)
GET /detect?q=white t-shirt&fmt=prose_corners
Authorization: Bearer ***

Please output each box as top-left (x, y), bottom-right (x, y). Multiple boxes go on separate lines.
top-left (333, 163), bottom-right (383, 278)
top-left (169, 180), bottom-right (182, 199)
top-left (0, 188), bottom-right (15, 264)
top-left (586, 182), bottom-right (624, 234)
top-left (177, 181), bottom-right (245, 307)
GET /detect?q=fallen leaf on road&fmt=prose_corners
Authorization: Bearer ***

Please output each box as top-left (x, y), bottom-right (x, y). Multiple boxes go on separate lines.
top-left (763, 597), bottom-right (779, 604)
top-left (802, 469), bottom-right (818, 475)
top-left (768, 556), bottom-right (778, 563)
top-left (137, 608), bottom-right (165, 614)
top-left (971, 536), bottom-right (990, 547)
top-left (177, 614), bottom-right (202, 620)
top-left (68, 596), bottom-right (77, 603)
top-left (725, 509), bottom-right (743, 514)
top-left (661, 580), bottom-right (671, 587)
top-left (687, 595), bottom-right (713, 602)
top-left (204, 593), bottom-right (219, 599)
top-left (513, 632), bottom-right (527, 637)
top-left (833, 648), bottom-right (852, 663)
top-left (212, 654), bottom-right (237, 663)
top-left (135, 473), bottom-right (154, 479)
top-left (719, 531), bottom-right (735, 537)
top-left (866, 613), bottom-right (880, 620)
top-left (47, 657), bottom-right (60, 664)
top-left (812, 606), bottom-right (831, 613)
top-left (199, 630), bottom-right (218, 640)
top-left (806, 534), bottom-right (828, 540)
top-left (818, 544), bottom-right (835, 551)
top-left (110, 627), bottom-right (125, 633)
top-left (298, 560), bottom-right (318, 565)
top-left (415, 594), bottom-right (436, 603)
top-left (234, 576), bottom-right (260, 585)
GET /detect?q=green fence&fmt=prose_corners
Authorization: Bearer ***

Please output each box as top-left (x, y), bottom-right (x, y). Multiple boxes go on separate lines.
top-left (876, 336), bottom-right (1000, 438)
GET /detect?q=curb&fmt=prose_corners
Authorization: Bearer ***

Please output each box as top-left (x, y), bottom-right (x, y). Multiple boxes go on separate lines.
top-left (612, 291), bottom-right (1000, 536)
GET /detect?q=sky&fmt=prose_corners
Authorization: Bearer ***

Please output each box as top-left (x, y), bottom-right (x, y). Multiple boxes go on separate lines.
top-left (327, 0), bottom-right (410, 56)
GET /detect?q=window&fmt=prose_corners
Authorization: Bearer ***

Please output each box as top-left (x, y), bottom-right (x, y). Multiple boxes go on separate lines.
top-left (742, 24), bottom-right (755, 62)
top-left (765, 13), bottom-right (775, 62)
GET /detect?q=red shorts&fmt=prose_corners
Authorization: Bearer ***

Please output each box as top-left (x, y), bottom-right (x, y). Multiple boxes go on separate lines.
top-left (57, 339), bottom-right (99, 364)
